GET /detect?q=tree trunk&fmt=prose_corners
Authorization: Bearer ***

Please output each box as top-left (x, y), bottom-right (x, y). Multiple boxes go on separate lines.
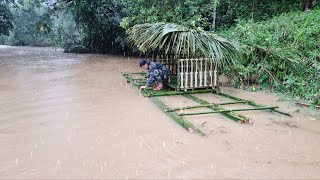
top-left (211, 0), bottom-right (218, 31)
top-left (300, 0), bottom-right (317, 10)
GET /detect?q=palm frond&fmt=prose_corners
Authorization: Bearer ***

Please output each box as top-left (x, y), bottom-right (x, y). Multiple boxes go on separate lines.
top-left (128, 22), bottom-right (241, 66)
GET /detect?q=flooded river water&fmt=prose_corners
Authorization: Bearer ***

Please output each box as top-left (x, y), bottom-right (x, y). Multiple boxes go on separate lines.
top-left (0, 46), bottom-right (320, 179)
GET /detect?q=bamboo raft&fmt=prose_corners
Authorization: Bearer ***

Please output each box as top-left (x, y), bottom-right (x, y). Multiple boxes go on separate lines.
top-left (122, 72), bottom-right (291, 136)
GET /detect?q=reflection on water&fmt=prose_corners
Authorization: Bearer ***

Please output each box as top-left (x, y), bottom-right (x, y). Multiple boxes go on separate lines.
top-left (0, 46), bottom-right (320, 179)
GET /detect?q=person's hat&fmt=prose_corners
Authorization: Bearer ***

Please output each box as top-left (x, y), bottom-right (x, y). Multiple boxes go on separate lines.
top-left (139, 59), bottom-right (147, 67)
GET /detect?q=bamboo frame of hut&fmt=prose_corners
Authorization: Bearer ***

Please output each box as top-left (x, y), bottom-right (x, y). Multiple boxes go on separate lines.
top-left (154, 55), bottom-right (218, 91)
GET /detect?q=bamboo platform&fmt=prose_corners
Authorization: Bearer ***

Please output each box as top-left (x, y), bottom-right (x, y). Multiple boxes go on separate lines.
top-left (122, 72), bottom-right (291, 135)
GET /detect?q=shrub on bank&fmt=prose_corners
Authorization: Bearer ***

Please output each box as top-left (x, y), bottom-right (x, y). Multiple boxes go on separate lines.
top-left (222, 7), bottom-right (320, 104)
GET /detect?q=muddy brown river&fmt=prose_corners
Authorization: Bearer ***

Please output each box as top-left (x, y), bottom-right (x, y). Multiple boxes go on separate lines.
top-left (0, 45), bottom-right (320, 179)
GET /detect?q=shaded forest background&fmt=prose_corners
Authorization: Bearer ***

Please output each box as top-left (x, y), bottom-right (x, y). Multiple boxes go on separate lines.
top-left (1, 0), bottom-right (316, 53)
top-left (0, 0), bottom-right (319, 105)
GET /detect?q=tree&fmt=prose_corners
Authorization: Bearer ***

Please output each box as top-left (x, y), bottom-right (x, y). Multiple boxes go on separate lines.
top-left (0, 2), bottom-right (13, 36)
top-left (300, 0), bottom-right (317, 10)
top-left (121, 0), bottom-right (213, 30)
top-left (63, 0), bottom-right (127, 53)
top-left (10, 0), bottom-right (54, 46)
top-left (214, 0), bottom-right (301, 29)
top-left (211, 0), bottom-right (219, 31)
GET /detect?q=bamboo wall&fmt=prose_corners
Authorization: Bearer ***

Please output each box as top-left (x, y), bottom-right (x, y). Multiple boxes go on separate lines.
top-left (155, 56), bottom-right (219, 91)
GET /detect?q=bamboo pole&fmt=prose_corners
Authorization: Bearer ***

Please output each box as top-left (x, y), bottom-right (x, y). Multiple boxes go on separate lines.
top-left (214, 91), bottom-right (292, 116)
top-left (179, 57), bottom-right (218, 61)
top-left (122, 72), bottom-right (146, 76)
top-left (199, 58), bottom-right (203, 87)
top-left (179, 106), bottom-right (279, 116)
top-left (214, 62), bottom-right (218, 87)
top-left (204, 58), bottom-right (208, 87)
top-left (185, 58), bottom-right (189, 90)
top-left (176, 57), bottom-right (180, 91)
top-left (209, 58), bottom-right (213, 86)
top-left (164, 101), bottom-right (247, 112)
top-left (122, 74), bottom-right (145, 84)
top-left (143, 89), bottom-right (215, 97)
top-left (195, 59), bottom-right (198, 88)
top-left (149, 97), bottom-right (206, 136)
top-left (132, 81), bottom-right (146, 86)
top-left (182, 94), bottom-right (249, 123)
top-left (216, 101), bottom-right (248, 105)
top-left (296, 102), bottom-right (320, 109)
top-left (190, 58), bottom-right (194, 88)
top-left (165, 82), bottom-right (177, 89)
top-left (166, 55), bottom-right (169, 69)
top-left (180, 59), bottom-right (184, 89)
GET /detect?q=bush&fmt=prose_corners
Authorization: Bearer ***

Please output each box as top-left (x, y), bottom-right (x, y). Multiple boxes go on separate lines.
top-left (222, 7), bottom-right (320, 104)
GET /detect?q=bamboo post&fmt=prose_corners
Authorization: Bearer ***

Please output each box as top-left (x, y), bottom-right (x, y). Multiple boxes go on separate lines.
top-left (209, 58), bottom-right (213, 86)
top-left (167, 55), bottom-right (169, 71)
top-left (214, 61), bottom-right (218, 87)
top-left (171, 56), bottom-right (174, 75)
top-left (167, 56), bottom-right (173, 83)
top-left (185, 58), bottom-right (189, 90)
top-left (162, 54), bottom-right (164, 64)
top-left (167, 55), bottom-right (171, 83)
top-left (195, 58), bottom-right (198, 88)
top-left (199, 58), bottom-right (203, 87)
top-left (204, 58), bottom-right (208, 87)
top-left (180, 59), bottom-right (184, 89)
top-left (166, 55), bottom-right (169, 68)
top-left (176, 57), bottom-right (180, 91)
top-left (174, 56), bottom-right (177, 76)
top-left (190, 58), bottom-right (194, 88)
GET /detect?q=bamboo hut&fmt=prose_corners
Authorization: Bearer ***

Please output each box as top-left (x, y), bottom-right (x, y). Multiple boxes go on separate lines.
top-left (128, 22), bottom-right (240, 91)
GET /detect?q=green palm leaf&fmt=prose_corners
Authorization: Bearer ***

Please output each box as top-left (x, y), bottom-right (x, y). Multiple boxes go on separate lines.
top-left (128, 22), bottom-right (241, 66)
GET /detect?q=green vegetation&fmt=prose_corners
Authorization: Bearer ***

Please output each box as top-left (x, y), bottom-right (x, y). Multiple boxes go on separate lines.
top-left (0, 1), bottom-right (13, 36)
top-left (0, 0), bottom-right (80, 47)
top-left (1, 0), bottom-right (312, 49)
top-left (64, 0), bottom-right (127, 53)
top-left (221, 7), bottom-right (320, 104)
top-left (0, 0), bottom-right (319, 105)
top-left (120, 0), bottom-right (302, 31)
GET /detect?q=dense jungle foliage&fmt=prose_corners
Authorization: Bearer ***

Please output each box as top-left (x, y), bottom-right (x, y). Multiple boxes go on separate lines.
top-left (1, 0), bottom-right (310, 51)
top-left (0, 0), bottom-right (319, 104)
top-left (222, 7), bottom-right (320, 104)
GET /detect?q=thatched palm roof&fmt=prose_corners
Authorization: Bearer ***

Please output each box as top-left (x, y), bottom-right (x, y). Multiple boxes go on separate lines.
top-left (128, 22), bottom-right (240, 66)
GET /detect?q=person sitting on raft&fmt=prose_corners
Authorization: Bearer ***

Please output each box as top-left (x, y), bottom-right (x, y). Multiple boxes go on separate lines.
top-left (139, 60), bottom-right (171, 91)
